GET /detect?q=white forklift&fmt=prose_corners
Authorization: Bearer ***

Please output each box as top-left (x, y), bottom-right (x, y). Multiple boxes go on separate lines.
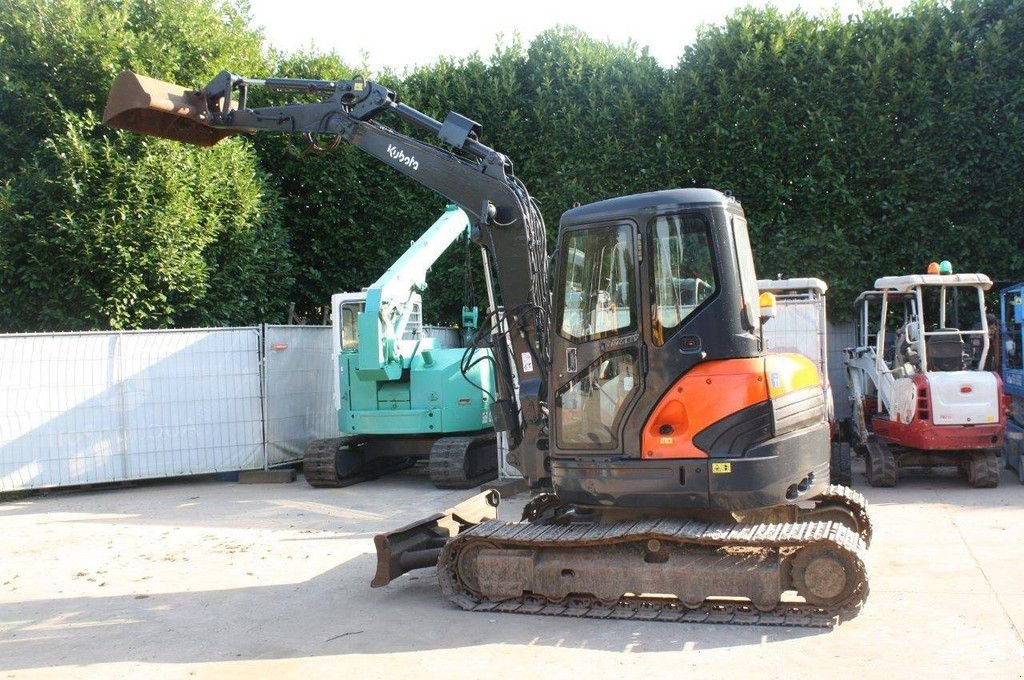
top-left (758, 278), bottom-right (850, 484)
top-left (845, 264), bottom-right (1005, 487)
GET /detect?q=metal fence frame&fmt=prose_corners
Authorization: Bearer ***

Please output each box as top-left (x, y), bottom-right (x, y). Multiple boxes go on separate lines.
top-left (0, 327), bottom-right (266, 491)
top-left (261, 324), bottom-right (337, 466)
top-left (0, 325), bottom-right (338, 492)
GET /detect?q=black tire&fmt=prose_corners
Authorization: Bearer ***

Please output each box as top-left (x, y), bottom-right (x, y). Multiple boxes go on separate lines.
top-left (865, 439), bottom-right (897, 487)
top-left (830, 441), bottom-right (853, 486)
top-left (966, 451), bottom-right (1000, 489)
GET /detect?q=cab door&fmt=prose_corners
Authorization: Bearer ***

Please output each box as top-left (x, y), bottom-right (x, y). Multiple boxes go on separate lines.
top-left (550, 221), bottom-right (644, 453)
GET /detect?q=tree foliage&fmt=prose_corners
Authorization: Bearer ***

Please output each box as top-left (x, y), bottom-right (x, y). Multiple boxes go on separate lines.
top-left (670, 0), bottom-right (1024, 310)
top-left (2, 0), bottom-right (1023, 330)
top-left (0, 0), bottom-right (291, 331)
top-left (0, 114), bottom-right (290, 330)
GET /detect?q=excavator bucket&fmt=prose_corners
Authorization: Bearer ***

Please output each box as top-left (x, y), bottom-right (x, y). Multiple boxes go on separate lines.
top-left (103, 70), bottom-right (239, 146)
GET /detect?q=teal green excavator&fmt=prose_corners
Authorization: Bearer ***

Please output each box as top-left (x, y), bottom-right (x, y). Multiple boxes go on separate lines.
top-left (303, 206), bottom-right (497, 489)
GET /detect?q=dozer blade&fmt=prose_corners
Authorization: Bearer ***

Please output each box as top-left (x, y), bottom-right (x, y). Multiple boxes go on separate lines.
top-left (103, 70), bottom-right (239, 146)
top-left (371, 489), bottom-right (499, 588)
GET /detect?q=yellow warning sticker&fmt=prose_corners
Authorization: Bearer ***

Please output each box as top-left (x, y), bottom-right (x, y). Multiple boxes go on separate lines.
top-left (711, 462), bottom-right (732, 474)
top-left (659, 437), bottom-right (673, 445)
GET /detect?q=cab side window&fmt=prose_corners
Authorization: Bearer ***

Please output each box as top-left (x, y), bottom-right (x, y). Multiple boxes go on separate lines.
top-left (649, 214), bottom-right (717, 345)
top-left (558, 224), bottom-right (637, 343)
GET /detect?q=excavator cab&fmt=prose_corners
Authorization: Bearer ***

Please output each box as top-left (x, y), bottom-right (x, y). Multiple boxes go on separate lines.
top-left (546, 189), bottom-right (831, 512)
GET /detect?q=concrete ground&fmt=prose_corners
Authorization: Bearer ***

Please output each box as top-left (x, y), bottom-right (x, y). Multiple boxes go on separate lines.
top-left (2, 462), bottom-right (1023, 680)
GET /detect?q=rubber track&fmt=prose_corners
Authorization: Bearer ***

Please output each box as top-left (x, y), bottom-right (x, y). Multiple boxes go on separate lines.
top-left (304, 436), bottom-right (412, 488)
top-left (429, 433), bottom-right (498, 489)
top-left (304, 437), bottom-right (365, 488)
top-left (866, 440), bottom-right (897, 487)
top-left (811, 484), bottom-right (873, 547)
top-left (967, 452), bottom-right (1000, 488)
top-left (439, 518), bottom-right (869, 628)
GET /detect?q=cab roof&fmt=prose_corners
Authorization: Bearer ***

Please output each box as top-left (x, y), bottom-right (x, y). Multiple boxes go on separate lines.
top-left (874, 273), bottom-right (992, 292)
top-left (560, 188), bottom-right (739, 227)
top-left (757, 277), bottom-right (828, 294)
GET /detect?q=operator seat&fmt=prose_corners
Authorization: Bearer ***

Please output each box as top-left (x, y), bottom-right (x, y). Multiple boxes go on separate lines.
top-left (926, 328), bottom-right (969, 371)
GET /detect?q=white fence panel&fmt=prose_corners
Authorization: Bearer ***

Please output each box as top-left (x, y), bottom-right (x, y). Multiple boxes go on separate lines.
top-left (0, 328), bottom-right (264, 492)
top-left (0, 334), bottom-right (121, 491)
top-left (263, 325), bottom-right (336, 465)
top-left (116, 330), bottom-right (264, 479)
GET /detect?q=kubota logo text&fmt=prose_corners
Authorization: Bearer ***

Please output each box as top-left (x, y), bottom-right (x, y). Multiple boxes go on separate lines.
top-left (387, 144), bottom-right (419, 170)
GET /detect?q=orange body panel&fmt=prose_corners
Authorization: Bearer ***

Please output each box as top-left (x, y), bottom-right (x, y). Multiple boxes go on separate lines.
top-left (642, 358), bottom-right (769, 459)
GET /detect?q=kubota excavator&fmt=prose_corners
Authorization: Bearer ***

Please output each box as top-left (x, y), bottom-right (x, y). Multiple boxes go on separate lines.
top-left (104, 68), bottom-right (872, 627)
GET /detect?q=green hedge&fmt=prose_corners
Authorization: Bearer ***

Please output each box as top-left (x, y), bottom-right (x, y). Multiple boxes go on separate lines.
top-left (1, 0), bottom-right (1022, 330)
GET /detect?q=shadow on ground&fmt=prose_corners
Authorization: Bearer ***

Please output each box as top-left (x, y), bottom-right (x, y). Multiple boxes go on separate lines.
top-left (9, 457), bottom-right (1022, 670)
top-left (0, 474), bottom-right (830, 670)
top-left (0, 551), bottom-right (825, 670)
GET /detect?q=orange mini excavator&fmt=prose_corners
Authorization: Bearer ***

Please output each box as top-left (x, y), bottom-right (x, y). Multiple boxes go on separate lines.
top-left (104, 68), bottom-right (872, 627)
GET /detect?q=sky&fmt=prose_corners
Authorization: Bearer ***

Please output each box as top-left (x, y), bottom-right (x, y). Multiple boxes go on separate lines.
top-left (248, 0), bottom-right (915, 73)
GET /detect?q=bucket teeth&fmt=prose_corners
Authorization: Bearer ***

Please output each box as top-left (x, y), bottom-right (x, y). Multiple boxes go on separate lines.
top-left (102, 70), bottom-right (238, 146)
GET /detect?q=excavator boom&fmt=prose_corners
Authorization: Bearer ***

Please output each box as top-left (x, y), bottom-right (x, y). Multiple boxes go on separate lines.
top-left (105, 68), bottom-right (552, 484)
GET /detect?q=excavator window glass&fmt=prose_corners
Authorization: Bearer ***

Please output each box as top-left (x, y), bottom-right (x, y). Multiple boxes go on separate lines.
top-left (557, 224), bottom-right (637, 343)
top-left (879, 293), bottom-right (917, 369)
top-left (340, 302), bottom-right (363, 351)
top-left (555, 349), bottom-right (639, 448)
top-left (648, 213), bottom-right (717, 345)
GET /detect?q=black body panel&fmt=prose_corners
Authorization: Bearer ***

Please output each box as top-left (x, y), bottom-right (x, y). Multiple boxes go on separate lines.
top-left (551, 421), bottom-right (829, 510)
top-left (693, 400), bottom-right (774, 458)
top-left (692, 386), bottom-right (826, 459)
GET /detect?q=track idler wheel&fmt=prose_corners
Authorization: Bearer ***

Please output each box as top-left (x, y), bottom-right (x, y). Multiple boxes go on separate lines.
top-left (865, 439), bottom-right (897, 487)
top-left (455, 540), bottom-right (497, 595)
top-left (789, 544), bottom-right (860, 608)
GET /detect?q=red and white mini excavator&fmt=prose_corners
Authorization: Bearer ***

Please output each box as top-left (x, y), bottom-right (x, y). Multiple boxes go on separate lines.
top-left (846, 263), bottom-right (1005, 487)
